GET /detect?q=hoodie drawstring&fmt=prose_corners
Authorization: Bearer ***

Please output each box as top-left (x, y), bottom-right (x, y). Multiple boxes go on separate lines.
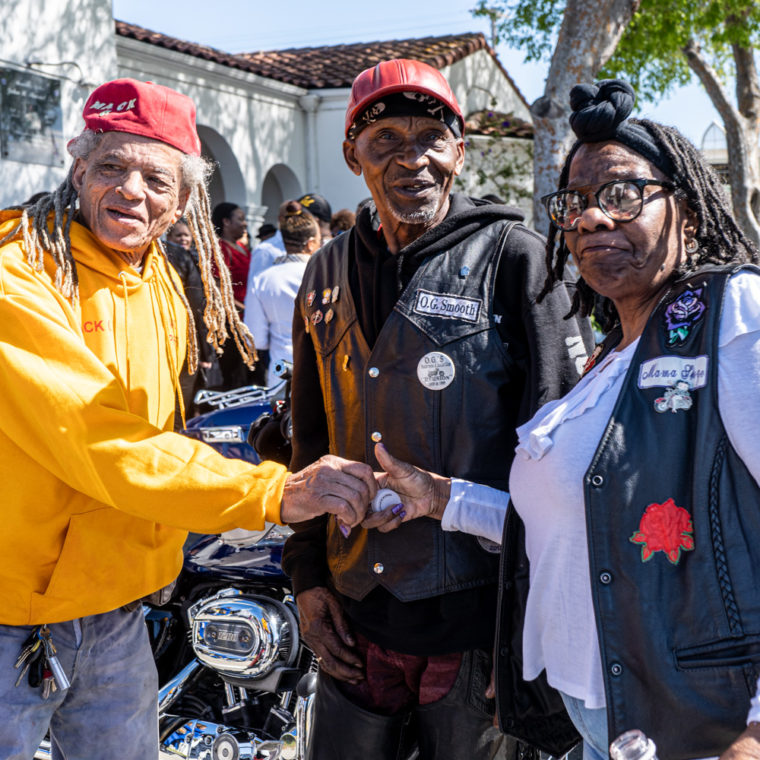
top-left (152, 266), bottom-right (186, 429)
top-left (118, 272), bottom-right (132, 391)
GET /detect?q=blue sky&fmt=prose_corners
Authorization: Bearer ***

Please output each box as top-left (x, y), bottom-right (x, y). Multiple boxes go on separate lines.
top-left (112, 0), bottom-right (723, 145)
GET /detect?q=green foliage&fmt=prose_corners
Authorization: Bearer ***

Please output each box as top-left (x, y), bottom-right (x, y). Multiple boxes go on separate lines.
top-left (476, 0), bottom-right (760, 103)
top-left (473, 0), bottom-right (564, 62)
top-left (601, 0), bottom-right (760, 102)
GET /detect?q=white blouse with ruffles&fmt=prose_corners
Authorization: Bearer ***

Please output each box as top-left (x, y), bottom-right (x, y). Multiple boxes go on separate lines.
top-left (442, 271), bottom-right (760, 712)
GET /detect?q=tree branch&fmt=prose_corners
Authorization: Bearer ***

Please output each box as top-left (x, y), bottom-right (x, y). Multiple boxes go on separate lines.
top-left (683, 38), bottom-right (760, 246)
top-left (733, 43), bottom-right (760, 126)
top-left (682, 38), bottom-right (741, 128)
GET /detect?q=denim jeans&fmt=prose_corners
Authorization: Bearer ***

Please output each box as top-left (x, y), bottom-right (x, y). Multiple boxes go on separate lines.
top-left (559, 692), bottom-right (609, 760)
top-left (0, 606), bottom-right (158, 760)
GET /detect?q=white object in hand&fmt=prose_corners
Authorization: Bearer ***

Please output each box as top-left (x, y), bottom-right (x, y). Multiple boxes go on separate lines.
top-left (371, 488), bottom-right (400, 513)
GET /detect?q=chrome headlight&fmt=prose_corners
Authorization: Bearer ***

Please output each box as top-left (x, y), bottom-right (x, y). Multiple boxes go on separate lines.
top-left (188, 589), bottom-right (298, 680)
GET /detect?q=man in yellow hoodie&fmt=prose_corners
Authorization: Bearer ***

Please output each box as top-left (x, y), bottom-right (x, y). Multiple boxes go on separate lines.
top-left (0, 79), bottom-right (376, 760)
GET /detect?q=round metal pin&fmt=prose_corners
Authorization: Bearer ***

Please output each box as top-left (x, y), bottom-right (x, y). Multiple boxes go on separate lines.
top-left (371, 488), bottom-right (400, 513)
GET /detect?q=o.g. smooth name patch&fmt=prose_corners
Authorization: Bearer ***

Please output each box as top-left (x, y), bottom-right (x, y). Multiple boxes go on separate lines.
top-left (637, 355), bottom-right (708, 389)
top-left (413, 289), bottom-right (481, 323)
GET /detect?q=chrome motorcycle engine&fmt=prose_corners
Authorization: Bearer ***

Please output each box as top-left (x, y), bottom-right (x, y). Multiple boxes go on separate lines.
top-left (188, 588), bottom-right (299, 684)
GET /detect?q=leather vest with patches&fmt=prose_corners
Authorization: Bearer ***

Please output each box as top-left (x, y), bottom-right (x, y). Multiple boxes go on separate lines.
top-left (299, 223), bottom-right (520, 601)
top-left (496, 265), bottom-right (760, 759)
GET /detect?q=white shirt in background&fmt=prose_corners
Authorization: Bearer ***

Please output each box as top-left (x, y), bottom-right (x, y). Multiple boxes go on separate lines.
top-left (244, 254), bottom-right (309, 387)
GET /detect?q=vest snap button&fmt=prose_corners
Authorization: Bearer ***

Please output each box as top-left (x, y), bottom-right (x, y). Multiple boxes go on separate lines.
top-left (591, 474), bottom-right (604, 487)
top-left (373, 562), bottom-right (384, 574)
top-left (368, 367), bottom-right (380, 378)
top-left (600, 571), bottom-right (613, 584)
top-left (610, 662), bottom-right (623, 676)
top-left (371, 432), bottom-right (382, 443)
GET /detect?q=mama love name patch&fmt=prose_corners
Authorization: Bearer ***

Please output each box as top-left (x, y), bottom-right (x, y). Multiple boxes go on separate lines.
top-left (637, 355), bottom-right (708, 389)
top-left (413, 289), bottom-right (481, 323)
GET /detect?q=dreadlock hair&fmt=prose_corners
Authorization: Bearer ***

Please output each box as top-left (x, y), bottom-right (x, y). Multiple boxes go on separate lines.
top-left (539, 118), bottom-right (760, 332)
top-left (0, 129), bottom-right (256, 376)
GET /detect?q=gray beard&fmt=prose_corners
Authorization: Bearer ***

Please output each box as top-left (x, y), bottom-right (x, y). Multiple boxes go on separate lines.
top-left (386, 203), bottom-right (438, 226)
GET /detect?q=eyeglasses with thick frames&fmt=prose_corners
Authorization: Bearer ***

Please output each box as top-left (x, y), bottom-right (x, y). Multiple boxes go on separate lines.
top-left (542, 178), bottom-right (676, 231)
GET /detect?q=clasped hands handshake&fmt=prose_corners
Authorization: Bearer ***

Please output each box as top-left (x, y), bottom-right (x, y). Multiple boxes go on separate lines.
top-left (280, 443), bottom-right (453, 685)
top-left (280, 443), bottom-right (450, 532)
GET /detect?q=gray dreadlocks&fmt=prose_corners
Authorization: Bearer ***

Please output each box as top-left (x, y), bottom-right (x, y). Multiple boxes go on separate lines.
top-left (0, 129), bottom-right (256, 376)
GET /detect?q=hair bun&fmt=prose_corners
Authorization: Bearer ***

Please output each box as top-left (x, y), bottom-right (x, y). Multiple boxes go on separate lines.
top-left (569, 79), bottom-right (635, 142)
top-left (284, 200), bottom-right (302, 216)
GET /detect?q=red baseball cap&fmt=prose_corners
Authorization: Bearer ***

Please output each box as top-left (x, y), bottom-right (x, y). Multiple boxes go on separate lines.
top-left (78, 79), bottom-right (201, 156)
top-left (345, 59), bottom-right (464, 137)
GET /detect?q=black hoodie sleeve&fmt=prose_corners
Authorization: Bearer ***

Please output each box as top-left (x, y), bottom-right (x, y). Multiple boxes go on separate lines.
top-left (493, 225), bottom-right (594, 424)
top-left (281, 283), bottom-right (331, 596)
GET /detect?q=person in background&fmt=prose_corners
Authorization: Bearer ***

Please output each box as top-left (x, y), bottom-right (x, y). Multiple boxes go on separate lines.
top-left (245, 202), bottom-right (321, 386)
top-left (330, 208), bottom-right (356, 238)
top-left (166, 217), bottom-right (193, 250)
top-left (212, 201), bottom-right (257, 388)
top-left (355, 196), bottom-right (373, 218)
top-left (0, 77), bottom-right (378, 760)
top-left (366, 80), bottom-right (760, 760)
top-left (211, 201), bottom-right (250, 312)
top-left (283, 58), bottom-right (592, 760)
top-left (257, 222), bottom-right (277, 242)
top-left (298, 192), bottom-right (333, 244)
top-left (165, 218), bottom-right (223, 420)
top-left (247, 201), bottom-right (288, 285)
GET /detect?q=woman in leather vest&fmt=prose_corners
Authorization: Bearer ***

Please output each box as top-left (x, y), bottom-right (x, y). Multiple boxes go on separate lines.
top-left (365, 80), bottom-right (760, 760)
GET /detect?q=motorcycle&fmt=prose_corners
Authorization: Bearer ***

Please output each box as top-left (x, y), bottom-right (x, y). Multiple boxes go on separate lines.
top-left (149, 360), bottom-right (313, 760)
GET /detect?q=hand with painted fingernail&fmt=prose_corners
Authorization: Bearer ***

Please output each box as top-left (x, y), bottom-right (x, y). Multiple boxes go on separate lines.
top-left (281, 454), bottom-right (377, 526)
top-left (361, 443), bottom-right (449, 533)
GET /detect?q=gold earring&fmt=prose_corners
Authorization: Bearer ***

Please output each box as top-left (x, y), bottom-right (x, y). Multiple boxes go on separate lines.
top-left (685, 239), bottom-right (698, 254)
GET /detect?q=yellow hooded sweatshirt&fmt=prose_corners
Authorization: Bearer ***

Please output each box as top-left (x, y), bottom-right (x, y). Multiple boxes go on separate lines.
top-left (0, 210), bottom-right (288, 625)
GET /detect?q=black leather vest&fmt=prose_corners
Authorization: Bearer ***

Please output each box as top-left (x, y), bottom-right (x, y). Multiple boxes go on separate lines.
top-left (586, 265), bottom-right (760, 758)
top-left (496, 265), bottom-right (760, 759)
top-left (299, 222), bottom-right (520, 601)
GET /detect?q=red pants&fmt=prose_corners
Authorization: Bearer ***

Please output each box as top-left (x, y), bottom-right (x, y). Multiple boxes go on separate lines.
top-left (338, 631), bottom-right (463, 716)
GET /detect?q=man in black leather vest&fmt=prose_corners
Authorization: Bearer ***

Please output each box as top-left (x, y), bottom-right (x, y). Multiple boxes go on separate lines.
top-left (283, 59), bottom-right (592, 759)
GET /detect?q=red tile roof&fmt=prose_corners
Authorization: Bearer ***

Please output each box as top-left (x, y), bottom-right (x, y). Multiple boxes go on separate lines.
top-left (115, 20), bottom-right (527, 107)
top-left (236, 34), bottom-right (487, 89)
top-left (465, 109), bottom-right (534, 138)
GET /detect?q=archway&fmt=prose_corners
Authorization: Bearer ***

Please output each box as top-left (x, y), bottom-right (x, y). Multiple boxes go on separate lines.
top-left (260, 164), bottom-right (302, 224)
top-left (196, 124), bottom-right (247, 210)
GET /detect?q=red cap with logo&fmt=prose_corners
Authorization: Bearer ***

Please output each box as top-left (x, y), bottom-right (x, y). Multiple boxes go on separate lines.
top-left (345, 59), bottom-right (463, 137)
top-left (78, 78), bottom-right (201, 156)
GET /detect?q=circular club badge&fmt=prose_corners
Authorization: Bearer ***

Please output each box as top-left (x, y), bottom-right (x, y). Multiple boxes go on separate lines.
top-left (417, 352), bottom-right (455, 390)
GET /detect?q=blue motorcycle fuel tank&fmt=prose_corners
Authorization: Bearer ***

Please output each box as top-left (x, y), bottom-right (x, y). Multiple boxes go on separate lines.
top-left (181, 385), bottom-right (291, 581)
top-left (182, 399), bottom-right (272, 463)
top-left (183, 533), bottom-right (289, 582)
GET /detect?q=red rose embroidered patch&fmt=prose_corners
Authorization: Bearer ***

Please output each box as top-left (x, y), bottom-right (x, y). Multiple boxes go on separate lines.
top-left (630, 498), bottom-right (695, 565)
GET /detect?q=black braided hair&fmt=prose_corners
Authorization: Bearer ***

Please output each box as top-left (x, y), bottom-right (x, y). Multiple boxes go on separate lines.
top-left (539, 85), bottom-right (759, 332)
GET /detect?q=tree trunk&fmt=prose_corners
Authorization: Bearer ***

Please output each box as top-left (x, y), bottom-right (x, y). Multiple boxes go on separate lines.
top-left (732, 41), bottom-right (760, 232)
top-left (530, 0), bottom-right (641, 233)
top-left (682, 38), bottom-right (760, 248)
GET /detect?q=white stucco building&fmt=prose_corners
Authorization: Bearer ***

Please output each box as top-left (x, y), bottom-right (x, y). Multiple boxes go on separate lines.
top-left (0, 0), bottom-right (534, 232)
